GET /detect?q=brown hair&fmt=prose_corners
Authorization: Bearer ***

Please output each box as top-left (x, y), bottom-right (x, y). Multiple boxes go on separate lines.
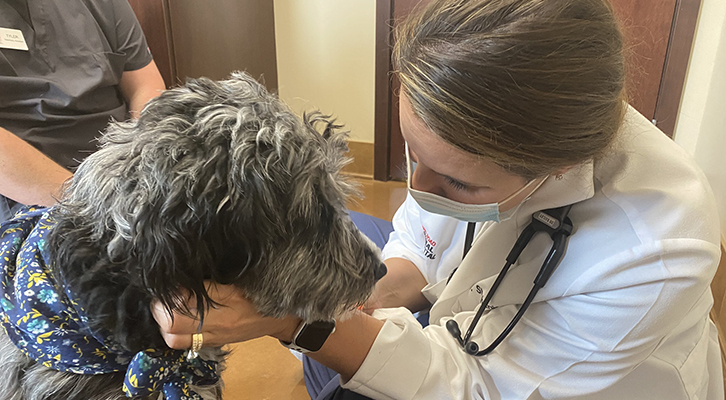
top-left (393, 0), bottom-right (627, 179)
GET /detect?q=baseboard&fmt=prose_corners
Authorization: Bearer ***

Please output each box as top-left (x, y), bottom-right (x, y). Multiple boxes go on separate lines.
top-left (343, 140), bottom-right (374, 178)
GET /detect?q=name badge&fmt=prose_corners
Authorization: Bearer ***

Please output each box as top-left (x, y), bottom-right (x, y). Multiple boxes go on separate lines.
top-left (0, 27), bottom-right (29, 51)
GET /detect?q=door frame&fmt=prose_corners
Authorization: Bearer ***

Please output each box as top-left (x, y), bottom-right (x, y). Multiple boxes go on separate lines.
top-left (373, 0), bottom-right (394, 181)
top-left (653, 0), bottom-right (702, 136)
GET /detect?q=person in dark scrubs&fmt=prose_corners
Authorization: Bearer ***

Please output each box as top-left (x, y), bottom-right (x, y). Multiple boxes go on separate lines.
top-left (0, 0), bottom-right (165, 220)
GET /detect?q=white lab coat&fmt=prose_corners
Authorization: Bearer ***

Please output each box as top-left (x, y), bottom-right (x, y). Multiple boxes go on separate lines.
top-left (343, 106), bottom-right (724, 399)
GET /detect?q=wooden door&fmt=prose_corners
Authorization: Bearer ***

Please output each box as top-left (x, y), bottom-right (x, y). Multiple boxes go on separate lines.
top-left (611, 0), bottom-right (677, 122)
top-left (128, 0), bottom-right (277, 91)
top-left (610, 0), bottom-right (701, 134)
top-left (374, 0), bottom-right (702, 181)
top-left (167, 1), bottom-right (277, 90)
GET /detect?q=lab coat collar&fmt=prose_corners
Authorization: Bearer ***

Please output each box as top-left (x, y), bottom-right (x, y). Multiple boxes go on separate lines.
top-left (429, 160), bottom-right (595, 324)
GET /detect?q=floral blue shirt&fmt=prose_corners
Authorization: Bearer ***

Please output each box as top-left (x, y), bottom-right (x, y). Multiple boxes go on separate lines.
top-left (0, 207), bottom-right (218, 399)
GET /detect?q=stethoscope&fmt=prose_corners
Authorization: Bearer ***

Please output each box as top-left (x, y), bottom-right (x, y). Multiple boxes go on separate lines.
top-left (446, 204), bottom-right (574, 356)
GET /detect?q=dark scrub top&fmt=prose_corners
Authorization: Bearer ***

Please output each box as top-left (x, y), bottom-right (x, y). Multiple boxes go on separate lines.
top-left (0, 0), bottom-right (153, 170)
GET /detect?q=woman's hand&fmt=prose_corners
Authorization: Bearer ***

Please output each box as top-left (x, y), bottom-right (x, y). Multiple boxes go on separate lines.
top-left (151, 281), bottom-right (301, 349)
top-left (361, 258), bottom-right (430, 315)
top-left (152, 281), bottom-right (386, 381)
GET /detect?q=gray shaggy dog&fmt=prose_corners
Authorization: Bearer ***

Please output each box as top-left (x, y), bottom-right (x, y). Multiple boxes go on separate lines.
top-left (0, 72), bottom-right (383, 399)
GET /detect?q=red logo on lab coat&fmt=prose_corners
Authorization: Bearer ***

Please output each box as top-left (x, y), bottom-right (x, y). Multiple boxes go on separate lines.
top-left (422, 225), bottom-right (437, 260)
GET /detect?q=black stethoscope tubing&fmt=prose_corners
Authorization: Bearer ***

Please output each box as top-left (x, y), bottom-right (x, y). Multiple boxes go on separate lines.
top-left (446, 205), bottom-right (574, 356)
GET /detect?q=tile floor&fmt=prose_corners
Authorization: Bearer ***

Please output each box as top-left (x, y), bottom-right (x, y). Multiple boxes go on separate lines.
top-left (220, 177), bottom-right (406, 400)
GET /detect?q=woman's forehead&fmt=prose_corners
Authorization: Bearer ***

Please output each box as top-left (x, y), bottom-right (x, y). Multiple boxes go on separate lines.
top-left (399, 96), bottom-right (519, 185)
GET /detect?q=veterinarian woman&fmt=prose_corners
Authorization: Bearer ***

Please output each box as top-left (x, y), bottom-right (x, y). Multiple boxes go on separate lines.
top-left (153, 0), bottom-right (724, 398)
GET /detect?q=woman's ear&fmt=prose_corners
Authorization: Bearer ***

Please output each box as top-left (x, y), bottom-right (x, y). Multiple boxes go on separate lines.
top-left (552, 166), bottom-right (574, 180)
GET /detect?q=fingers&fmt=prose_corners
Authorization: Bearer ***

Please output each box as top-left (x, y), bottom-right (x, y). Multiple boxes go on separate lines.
top-left (151, 299), bottom-right (202, 335)
top-left (159, 330), bottom-right (193, 350)
top-left (204, 282), bottom-right (247, 305)
top-left (151, 282), bottom-right (251, 334)
top-left (159, 329), bottom-right (235, 350)
top-left (151, 281), bottom-right (303, 349)
top-left (152, 299), bottom-right (245, 349)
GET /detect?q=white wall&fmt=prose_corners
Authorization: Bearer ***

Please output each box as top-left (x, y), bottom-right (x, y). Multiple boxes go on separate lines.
top-left (273, 0), bottom-right (376, 143)
top-left (674, 0), bottom-right (726, 239)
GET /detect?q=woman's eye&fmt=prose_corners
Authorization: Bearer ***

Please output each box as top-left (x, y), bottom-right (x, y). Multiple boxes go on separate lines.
top-left (445, 176), bottom-right (469, 191)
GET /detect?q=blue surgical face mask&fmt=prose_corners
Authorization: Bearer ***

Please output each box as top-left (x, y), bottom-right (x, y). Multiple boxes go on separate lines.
top-left (405, 143), bottom-right (546, 223)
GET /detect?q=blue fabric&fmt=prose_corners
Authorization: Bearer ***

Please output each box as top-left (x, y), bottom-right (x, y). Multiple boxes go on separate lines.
top-left (123, 350), bottom-right (218, 399)
top-left (305, 211), bottom-right (393, 400)
top-left (304, 355), bottom-right (340, 399)
top-left (0, 207), bottom-right (218, 400)
top-left (347, 211), bottom-right (394, 250)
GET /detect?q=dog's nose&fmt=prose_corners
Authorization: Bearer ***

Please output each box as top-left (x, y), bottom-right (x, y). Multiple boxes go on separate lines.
top-left (374, 262), bottom-right (387, 281)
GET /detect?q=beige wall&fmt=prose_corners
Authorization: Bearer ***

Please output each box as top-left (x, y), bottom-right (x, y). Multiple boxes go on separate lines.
top-left (674, 0), bottom-right (726, 239)
top-left (273, 0), bottom-right (376, 143)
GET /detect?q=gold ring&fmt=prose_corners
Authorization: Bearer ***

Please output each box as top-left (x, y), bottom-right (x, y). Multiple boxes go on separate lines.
top-left (187, 333), bottom-right (203, 360)
top-left (192, 333), bottom-right (203, 352)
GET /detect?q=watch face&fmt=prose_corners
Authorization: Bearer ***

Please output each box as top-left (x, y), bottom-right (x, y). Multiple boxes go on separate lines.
top-left (296, 320), bottom-right (335, 351)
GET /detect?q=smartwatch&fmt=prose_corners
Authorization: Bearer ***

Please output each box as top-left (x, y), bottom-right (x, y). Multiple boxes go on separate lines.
top-left (280, 320), bottom-right (336, 353)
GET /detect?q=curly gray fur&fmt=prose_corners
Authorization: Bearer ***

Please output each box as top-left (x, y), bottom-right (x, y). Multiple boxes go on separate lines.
top-left (2, 72), bottom-right (382, 399)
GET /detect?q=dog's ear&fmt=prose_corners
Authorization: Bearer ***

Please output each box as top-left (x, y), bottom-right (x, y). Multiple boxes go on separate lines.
top-left (300, 112), bottom-right (358, 211)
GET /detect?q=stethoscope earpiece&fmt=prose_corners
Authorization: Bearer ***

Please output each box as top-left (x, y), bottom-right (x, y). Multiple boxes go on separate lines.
top-left (446, 319), bottom-right (464, 346)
